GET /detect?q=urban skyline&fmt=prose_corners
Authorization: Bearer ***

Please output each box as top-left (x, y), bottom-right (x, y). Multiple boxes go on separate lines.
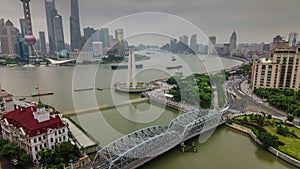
top-left (0, 0), bottom-right (299, 45)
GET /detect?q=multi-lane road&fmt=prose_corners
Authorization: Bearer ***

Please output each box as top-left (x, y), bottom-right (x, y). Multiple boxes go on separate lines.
top-left (225, 76), bottom-right (287, 118)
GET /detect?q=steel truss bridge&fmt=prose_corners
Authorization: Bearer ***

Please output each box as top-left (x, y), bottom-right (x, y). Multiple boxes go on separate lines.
top-left (92, 109), bottom-right (224, 169)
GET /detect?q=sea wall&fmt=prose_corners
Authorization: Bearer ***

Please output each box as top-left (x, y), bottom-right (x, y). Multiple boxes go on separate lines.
top-left (226, 123), bottom-right (300, 168)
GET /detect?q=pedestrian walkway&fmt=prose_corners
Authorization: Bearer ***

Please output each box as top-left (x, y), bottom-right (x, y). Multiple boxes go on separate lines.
top-left (64, 118), bottom-right (96, 149)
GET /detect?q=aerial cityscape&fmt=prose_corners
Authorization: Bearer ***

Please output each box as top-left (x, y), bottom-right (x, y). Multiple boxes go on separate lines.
top-left (0, 0), bottom-right (300, 169)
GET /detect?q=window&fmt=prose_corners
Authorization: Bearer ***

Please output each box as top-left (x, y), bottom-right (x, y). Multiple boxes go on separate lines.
top-left (34, 138), bottom-right (36, 143)
top-left (50, 138), bottom-right (53, 143)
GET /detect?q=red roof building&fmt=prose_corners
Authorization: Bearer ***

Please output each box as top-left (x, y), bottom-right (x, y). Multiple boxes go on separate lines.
top-left (1, 105), bottom-right (69, 163)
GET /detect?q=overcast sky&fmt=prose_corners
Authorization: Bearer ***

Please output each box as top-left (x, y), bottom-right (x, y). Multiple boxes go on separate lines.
top-left (1, 0), bottom-right (299, 45)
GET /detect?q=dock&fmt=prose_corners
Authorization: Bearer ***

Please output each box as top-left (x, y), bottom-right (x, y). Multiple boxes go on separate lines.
top-left (62, 97), bottom-right (148, 116)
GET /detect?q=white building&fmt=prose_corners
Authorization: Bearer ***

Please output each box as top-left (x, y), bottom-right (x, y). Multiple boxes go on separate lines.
top-left (0, 102), bottom-right (69, 163)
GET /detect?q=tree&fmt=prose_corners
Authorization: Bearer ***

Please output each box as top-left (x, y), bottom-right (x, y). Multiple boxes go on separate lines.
top-left (294, 108), bottom-right (300, 117)
top-left (257, 132), bottom-right (279, 150)
top-left (287, 114), bottom-right (295, 122)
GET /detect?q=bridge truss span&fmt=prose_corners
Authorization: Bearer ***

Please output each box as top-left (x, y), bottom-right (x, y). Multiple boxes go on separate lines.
top-left (92, 109), bottom-right (224, 169)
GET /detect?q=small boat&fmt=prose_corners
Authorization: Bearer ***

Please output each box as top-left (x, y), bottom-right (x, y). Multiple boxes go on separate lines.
top-left (23, 64), bottom-right (35, 68)
top-left (172, 58), bottom-right (176, 61)
top-left (166, 65), bottom-right (182, 69)
top-left (96, 88), bottom-right (104, 91)
top-left (74, 88), bottom-right (94, 92)
top-left (111, 64), bottom-right (143, 70)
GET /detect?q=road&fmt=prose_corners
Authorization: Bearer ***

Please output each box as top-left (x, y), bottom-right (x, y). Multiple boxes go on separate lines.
top-left (226, 76), bottom-right (287, 118)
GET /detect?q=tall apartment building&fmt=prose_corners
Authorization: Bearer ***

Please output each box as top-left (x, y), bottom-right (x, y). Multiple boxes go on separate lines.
top-left (251, 41), bottom-right (300, 91)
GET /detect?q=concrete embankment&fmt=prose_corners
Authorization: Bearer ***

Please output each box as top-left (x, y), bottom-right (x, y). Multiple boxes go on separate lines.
top-left (226, 123), bottom-right (300, 168)
top-left (62, 97), bottom-right (148, 116)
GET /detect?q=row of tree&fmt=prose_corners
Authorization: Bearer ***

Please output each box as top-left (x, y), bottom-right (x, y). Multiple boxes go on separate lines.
top-left (167, 73), bottom-right (212, 109)
top-left (253, 88), bottom-right (300, 116)
top-left (37, 141), bottom-right (79, 169)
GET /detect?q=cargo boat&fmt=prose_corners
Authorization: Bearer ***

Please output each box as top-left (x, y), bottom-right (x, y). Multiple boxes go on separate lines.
top-left (111, 64), bottom-right (143, 70)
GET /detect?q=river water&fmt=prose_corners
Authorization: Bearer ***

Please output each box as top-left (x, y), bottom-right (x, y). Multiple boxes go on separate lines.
top-left (0, 51), bottom-right (296, 169)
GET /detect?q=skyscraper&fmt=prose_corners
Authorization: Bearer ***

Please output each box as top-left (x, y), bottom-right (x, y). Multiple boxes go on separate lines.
top-left (229, 30), bottom-right (237, 54)
top-left (115, 29), bottom-right (124, 55)
top-left (100, 28), bottom-right (109, 48)
top-left (45, 0), bottom-right (56, 54)
top-left (208, 36), bottom-right (216, 55)
top-left (53, 14), bottom-right (65, 51)
top-left (19, 19), bottom-right (27, 37)
top-left (273, 35), bottom-right (284, 44)
top-left (288, 32), bottom-right (297, 47)
top-left (0, 20), bottom-right (19, 55)
top-left (84, 27), bottom-right (96, 40)
top-left (70, 0), bottom-right (81, 51)
top-left (39, 31), bottom-right (47, 55)
top-left (190, 34), bottom-right (198, 53)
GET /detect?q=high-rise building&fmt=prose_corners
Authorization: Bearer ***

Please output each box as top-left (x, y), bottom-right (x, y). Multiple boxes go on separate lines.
top-left (208, 36), bottom-right (216, 55)
top-left (83, 27), bottom-right (96, 51)
top-left (53, 14), bottom-right (65, 51)
top-left (179, 35), bottom-right (189, 46)
top-left (100, 28), bottom-right (109, 48)
top-left (19, 19), bottom-right (27, 37)
top-left (84, 27), bottom-right (96, 40)
top-left (251, 42), bottom-right (300, 91)
top-left (0, 18), bottom-right (4, 28)
top-left (70, 0), bottom-right (81, 51)
top-left (229, 30), bottom-right (237, 54)
top-left (223, 43), bottom-right (230, 55)
top-left (190, 34), bottom-right (198, 53)
top-left (115, 29), bottom-right (124, 55)
top-left (0, 20), bottom-right (19, 55)
top-left (273, 35), bottom-right (284, 44)
top-left (288, 32), bottom-right (297, 47)
top-left (15, 33), bottom-right (29, 62)
top-left (44, 0), bottom-right (56, 54)
top-left (39, 31), bottom-right (47, 55)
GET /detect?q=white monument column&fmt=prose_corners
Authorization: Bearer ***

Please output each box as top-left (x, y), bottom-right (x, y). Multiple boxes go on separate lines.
top-left (126, 48), bottom-right (137, 89)
top-left (131, 48), bottom-right (137, 88)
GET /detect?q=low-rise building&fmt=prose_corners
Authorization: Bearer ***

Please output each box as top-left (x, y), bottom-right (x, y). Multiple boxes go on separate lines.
top-left (0, 102), bottom-right (69, 163)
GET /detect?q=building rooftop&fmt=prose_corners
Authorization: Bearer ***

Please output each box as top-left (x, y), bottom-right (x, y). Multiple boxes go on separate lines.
top-left (2, 106), bottom-right (65, 137)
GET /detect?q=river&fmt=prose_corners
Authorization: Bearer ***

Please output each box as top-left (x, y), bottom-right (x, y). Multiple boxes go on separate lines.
top-left (0, 51), bottom-right (297, 169)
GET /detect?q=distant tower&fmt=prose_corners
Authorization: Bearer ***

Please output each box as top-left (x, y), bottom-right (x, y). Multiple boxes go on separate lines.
top-left (190, 34), bottom-right (198, 53)
top-left (126, 48), bottom-right (137, 89)
top-left (115, 29), bottom-right (124, 55)
top-left (288, 32), bottom-right (297, 47)
top-left (229, 30), bottom-right (237, 54)
top-left (20, 0), bottom-right (36, 56)
top-left (70, 0), bottom-right (81, 51)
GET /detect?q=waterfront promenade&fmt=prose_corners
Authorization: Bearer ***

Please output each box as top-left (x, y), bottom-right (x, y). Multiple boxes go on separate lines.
top-left (62, 98), bottom-right (148, 116)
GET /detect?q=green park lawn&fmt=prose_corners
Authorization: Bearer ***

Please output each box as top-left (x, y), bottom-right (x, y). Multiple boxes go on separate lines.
top-left (233, 116), bottom-right (300, 160)
top-left (264, 124), bottom-right (300, 160)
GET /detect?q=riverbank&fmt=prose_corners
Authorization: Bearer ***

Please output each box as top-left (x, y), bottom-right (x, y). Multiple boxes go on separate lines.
top-left (226, 122), bottom-right (300, 168)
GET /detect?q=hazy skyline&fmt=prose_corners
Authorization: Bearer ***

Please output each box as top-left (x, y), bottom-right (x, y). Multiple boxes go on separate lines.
top-left (1, 0), bottom-right (299, 45)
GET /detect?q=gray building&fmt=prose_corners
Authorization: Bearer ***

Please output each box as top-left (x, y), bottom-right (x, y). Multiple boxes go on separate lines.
top-left (229, 30), bottom-right (237, 53)
top-left (0, 20), bottom-right (19, 55)
top-left (44, 0), bottom-right (56, 54)
top-left (19, 19), bottom-right (27, 37)
top-left (39, 31), bottom-right (47, 55)
top-left (288, 32), bottom-right (297, 47)
top-left (84, 27), bottom-right (96, 40)
top-left (70, 0), bottom-right (81, 51)
top-left (190, 34), bottom-right (198, 53)
top-left (100, 28), bottom-right (109, 48)
top-left (53, 14), bottom-right (65, 51)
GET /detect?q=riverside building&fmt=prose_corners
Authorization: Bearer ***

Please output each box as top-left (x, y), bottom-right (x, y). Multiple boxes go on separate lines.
top-left (0, 101), bottom-right (69, 163)
top-left (251, 41), bottom-right (300, 91)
